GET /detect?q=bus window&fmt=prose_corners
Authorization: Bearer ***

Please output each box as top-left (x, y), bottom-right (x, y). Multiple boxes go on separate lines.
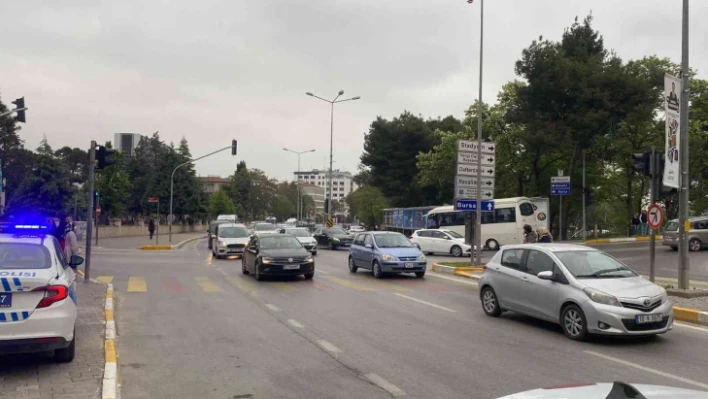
top-left (519, 202), bottom-right (534, 216)
top-left (438, 212), bottom-right (465, 227)
top-left (481, 212), bottom-right (495, 224)
top-left (495, 208), bottom-right (516, 223)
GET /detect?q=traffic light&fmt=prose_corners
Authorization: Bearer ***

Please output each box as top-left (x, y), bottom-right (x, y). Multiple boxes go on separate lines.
top-left (11, 97), bottom-right (26, 123)
top-left (96, 145), bottom-right (116, 169)
top-left (231, 139), bottom-right (238, 156)
top-left (631, 152), bottom-right (650, 175)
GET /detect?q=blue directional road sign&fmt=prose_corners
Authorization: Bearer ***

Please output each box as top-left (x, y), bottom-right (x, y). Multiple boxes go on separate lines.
top-left (551, 176), bottom-right (571, 196)
top-left (455, 199), bottom-right (495, 212)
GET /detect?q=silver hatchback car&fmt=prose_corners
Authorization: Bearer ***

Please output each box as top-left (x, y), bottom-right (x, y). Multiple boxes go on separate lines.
top-left (479, 244), bottom-right (673, 341)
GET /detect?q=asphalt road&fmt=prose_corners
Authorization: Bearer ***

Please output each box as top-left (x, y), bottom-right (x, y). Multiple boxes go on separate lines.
top-left (87, 239), bottom-right (708, 399)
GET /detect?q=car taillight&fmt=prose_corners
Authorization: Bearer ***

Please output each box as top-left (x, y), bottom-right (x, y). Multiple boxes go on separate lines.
top-left (32, 285), bottom-right (69, 308)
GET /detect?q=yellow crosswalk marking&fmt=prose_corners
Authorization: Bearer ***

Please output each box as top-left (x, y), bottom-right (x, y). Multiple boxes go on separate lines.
top-left (351, 275), bottom-right (409, 292)
top-left (226, 276), bottom-right (259, 296)
top-left (324, 276), bottom-right (374, 291)
top-left (266, 282), bottom-right (296, 292)
top-left (127, 277), bottom-right (147, 293)
top-left (97, 276), bottom-right (114, 284)
top-left (195, 277), bottom-right (222, 293)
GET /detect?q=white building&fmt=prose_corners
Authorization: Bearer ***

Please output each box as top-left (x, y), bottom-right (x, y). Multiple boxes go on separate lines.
top-left (301, 183), bottom-right (325, 220)
top-left (294, 169), bottom-right (358, 216)
top-left (113, 133), bottom-right (144, 157)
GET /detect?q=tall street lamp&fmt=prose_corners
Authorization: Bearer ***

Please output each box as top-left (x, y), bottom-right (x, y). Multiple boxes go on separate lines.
top-left (306, 90), bottom-right (360, 225)
top-left (283, 148), bottom-right (316, 223)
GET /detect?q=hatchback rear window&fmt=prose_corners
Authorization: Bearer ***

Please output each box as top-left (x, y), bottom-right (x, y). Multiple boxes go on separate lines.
top-left (0, 243), bottom-right (51, 269)
top-left (665, 222), bottom-right (679, 232)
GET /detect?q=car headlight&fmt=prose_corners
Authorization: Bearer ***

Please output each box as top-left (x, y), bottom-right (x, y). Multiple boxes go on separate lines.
top-left (583, 287), bottom-right (622, 307)
top-left (381, 254), bottom-right (396, 262)
top-left (419, 254), bottom-right (426, 261)
top-left (332, 237), bottom-right (341, 243)
top-left (262, 257), bottom-right (274, 264)
top-left (659, 286), bottom-right (669, 304)
top-left (305, 256), bottom-right (314, 263)
top-left (219, 240), bottom-right (228, 247)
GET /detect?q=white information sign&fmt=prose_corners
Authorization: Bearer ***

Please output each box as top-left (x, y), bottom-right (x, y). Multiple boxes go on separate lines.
top-left (456, 175), bottom-right (495, 190)
top-left (457, 164), bottom-right (495, 178)
top-left (457, 152), bottom-right (495, 167)
top-left (457, 140), bottom-right (496, 154)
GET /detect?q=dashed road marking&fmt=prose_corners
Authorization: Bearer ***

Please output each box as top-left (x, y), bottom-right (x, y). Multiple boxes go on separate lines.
top-left (97, 276), bottom-right (114, 283)
top-left (265, 304), bottom-right (280, 312)
top-left (324, 276), bottom-right (374, 291)
top-left (267, 282), bottom-right (296, 292)
top-left (226, 276), bottom-right (259, 297)
top-left (127, 277), bottom-right (147, 292)
top-left (584, 350), bottom-right (708, 390)
top-left (317, 340), bottom-right (342, 354)
top-left (316, 269), bottom-right (331, 275)
top-left (287, 319), bottom-right (304, 328)
top-left (195, 277), bottom-right (222, 292)
top-left (393, 293), bottom-right (457, 313)
top-left (364, 373), bottom-right (406, 397)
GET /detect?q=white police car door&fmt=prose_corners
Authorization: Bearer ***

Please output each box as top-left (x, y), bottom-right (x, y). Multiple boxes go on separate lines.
top-left (0, 243), bottom-right (64, 323)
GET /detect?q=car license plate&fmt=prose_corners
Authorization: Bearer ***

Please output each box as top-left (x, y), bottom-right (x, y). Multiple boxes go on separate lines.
top-left (283, 264), bottom-right (300, 270)
top-left (405, 262), bottom-right (415, 268)
top-left (0, 293), bottom-right (11, 308)
top-left (635, 314), bottom-right (662, 324)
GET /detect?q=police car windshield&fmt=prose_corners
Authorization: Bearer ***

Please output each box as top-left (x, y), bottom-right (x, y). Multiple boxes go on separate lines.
top-left (260, 236), bottom-right (303, 250)
top-left (0, 243), bottom-right (51, 269)
top-left (219, 227), bottom-right (249, 238)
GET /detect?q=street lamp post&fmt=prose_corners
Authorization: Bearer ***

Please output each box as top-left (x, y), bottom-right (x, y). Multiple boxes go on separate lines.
top-left (306, 91), bottom-right (360, 225)
top-left (283, 148), bottom-right (316, 223)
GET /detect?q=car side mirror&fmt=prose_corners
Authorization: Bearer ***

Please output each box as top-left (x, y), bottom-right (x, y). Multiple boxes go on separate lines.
top-left (365, 244), bottom-right (372, 249)
top-left (68, 255), bottom-right (84, 268)
top-left (537, 271), bottom-right (554, 280)
top-left (413, 243), bottom-right (421, 249)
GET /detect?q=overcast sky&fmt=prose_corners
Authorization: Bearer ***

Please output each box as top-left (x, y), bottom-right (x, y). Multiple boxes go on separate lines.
top-left (1, 0), bottom-right (706, 182)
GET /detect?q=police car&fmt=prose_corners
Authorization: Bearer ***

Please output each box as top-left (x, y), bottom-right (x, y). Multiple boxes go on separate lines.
top-left (0, 223), bottom-right (83, 362)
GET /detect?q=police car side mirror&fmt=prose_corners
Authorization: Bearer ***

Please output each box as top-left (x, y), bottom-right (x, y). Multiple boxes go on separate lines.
top-left (68, 255), bottom-right (84, 268)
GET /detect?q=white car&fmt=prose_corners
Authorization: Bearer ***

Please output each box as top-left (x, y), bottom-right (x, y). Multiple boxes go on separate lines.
top-left (348, 226), bottom-right (366, 234)
top-left (212, 223), bottom-right (250, 259)
top-left (283, 228), bottom-right (318, 255)
top-left (409, 229), bottom-right (475, 257)
top-left (497, 382), bottom-right (707, 399)
top-left (0, 224), bottom-right (82, 362)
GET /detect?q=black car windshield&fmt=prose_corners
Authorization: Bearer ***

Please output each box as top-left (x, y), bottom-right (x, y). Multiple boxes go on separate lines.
top-left (285, 229), bottom-right (311, 237)
top-left (374, 234), bottom-right (414, 248)
top-left (326, 228), bottom-right (348, 235)
top-left (255, 224), bottom-right (277, 231)
top-left (555, 250), bottom-right (637, 278)
top-left (444, 230), bottom-right (464, 239)
top-left (219, 227), bottom-right (249, 238)
top-left (0, 243), bottom-right (51, 269)
top-left (260, 236), bottom-right (304, 250)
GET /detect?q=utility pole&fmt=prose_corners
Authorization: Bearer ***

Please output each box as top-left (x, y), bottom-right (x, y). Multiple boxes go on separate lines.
top-left (473, 0), bottom-right (484, 266)
top-left (649, 147), bottom-right (658, 282)
top-left (84, 141), bottom-right (96, 283)
top-left (678, 0), bottom-right (690, 290)
top-left (582, 151), bottom-right (586, 242)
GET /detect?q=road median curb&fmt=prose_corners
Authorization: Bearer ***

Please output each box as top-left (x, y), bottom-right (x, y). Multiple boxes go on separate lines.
top-left (173, 235), bottom-right (207, 249)
top-left (673, 306), bottom-right (708, 327)
top-left (103, 283), bottom-right (118, 399)
top-left (583, 236), bottom-right (662, 245)
top-left (137, 245), bottom-right (173, 250)
top-left (432, 263), bottom-right (482, 280)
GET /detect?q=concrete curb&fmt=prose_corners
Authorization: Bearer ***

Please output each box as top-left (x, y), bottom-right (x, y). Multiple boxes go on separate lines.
top-left (673, 306), bottom-right (708, 327)
top-left (583, 236), bottom-right (662, 245)
top-left (102, 283), bottom-right (118, 399)
top-left (137, 235), bottom-right (207, 250)
top-left (173, 235), bottom-right (207, 249)
top-left (432, 263), bottom-right (482, 281)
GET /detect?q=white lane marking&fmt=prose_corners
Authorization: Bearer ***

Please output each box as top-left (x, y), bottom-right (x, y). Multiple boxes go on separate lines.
top-left (287, 319), bottom-right (304, 328)
top-left (364, 373), bottom-right (406, 397)
top-left (426, 272), bottom-right (479, 287)
top-left (317, 340), bottom-right (342, 354)
top-left (265, 304), bottom-right (280, 312)
top-left (393, 293), bottom-right (457, 313)
top-left (316, 269), bottom-right (331, 275)
top-left (674, 322), bottom-right (708, 333)
top-left (584, 350), bottom-right (708, 390)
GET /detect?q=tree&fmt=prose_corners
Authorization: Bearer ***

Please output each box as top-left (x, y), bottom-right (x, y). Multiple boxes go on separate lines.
top-left (0, 93), bottom-right (29, 205)
top-left (7, 153), bottom-right (72, 216)
top-left (55, 146), bottom-right (89, 183)
top-left (269, 194), bottom-right (296, 221)
top-left (209, 190), bottom-right (235, 217)
top-left (346, 186), bottom-right (390, 226)
top-left (95, 147), bottom-right (132, 219)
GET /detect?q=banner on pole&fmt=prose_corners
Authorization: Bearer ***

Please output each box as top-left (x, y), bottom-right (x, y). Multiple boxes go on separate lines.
top-left (663, 74), bottom-right (681, 189)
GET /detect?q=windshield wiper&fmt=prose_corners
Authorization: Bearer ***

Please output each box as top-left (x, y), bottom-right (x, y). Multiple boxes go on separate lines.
top-left (577, 268), bottom-right (630, 278)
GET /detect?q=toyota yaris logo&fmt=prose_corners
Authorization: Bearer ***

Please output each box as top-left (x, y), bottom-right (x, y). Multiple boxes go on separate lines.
top-left (643, 299), bottom-right (651, 306)
top-left (288, 258), bottom-right (293, 263)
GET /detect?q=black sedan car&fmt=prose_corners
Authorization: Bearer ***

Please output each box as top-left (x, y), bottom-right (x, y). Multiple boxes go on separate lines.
top-left (241, 233), bottom-right (315, 281)
top-left (313, 227), bottom-right (354, 250)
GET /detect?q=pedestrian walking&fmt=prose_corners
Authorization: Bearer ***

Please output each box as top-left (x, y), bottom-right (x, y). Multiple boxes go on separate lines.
top-left (537, 227), bottom-right (553, 243)
top-left (522, 224), bottom-right (537, 244)
top-left (640, 210), bottom-right (648, 236)
top-left (148, 219), bottom-right (156, 239)
top-left (631, 213), bottom-right (640, 236)
top-left (64, 224), bottom-right (79, 261)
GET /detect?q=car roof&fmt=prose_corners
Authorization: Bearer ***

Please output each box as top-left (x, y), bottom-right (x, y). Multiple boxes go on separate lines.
top-left (501, 243), bottom-right (597, 252)
top-left (668, 217), bottom-right (708, 222)
top-left (370, 231), bottom-right (402, 235)
top-left (217, 223), bottom-right (246, 228)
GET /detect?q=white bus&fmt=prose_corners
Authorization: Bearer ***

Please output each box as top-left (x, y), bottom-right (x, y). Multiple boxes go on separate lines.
top-left (425, 197), bottom-right (539, 250)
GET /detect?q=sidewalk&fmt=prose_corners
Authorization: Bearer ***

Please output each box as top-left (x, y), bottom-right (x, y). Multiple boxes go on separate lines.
top-left (0, 281), bottom-right (106, 399)
top-left (81, 232), bottom-right (206, 250)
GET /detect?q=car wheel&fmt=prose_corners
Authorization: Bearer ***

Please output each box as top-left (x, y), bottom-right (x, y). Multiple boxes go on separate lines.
top-left (670, 246), bottom-right (678, 251)
top-left (241, 258), bottom-right (249, 275)
top-left (372, 261), bottom-right (383, 279)
top-left (451, 245), bottom-right (463, 257)
top-left (312, 251), bottom-right (317, 256)
top-left (481, 287), bottom-right (502, 317)
top-left (328, 241), bottom-right (336, 250)
top-left (255, 262), bottom-right (264, 281)
top-left (486, 239), bottom-right (499, 251)
top-left (55, 332), bottom-right (75, 363)
top-left (348, 257), bottom-right (358, 273)
top-left (304, 272), bottom-right (314, 280)
top-left (689, 238), bottom-right (702, 252)
top-left (561, 304), bottom-right (588, 341)
top-left (415, 271), bottom-right (425, 278)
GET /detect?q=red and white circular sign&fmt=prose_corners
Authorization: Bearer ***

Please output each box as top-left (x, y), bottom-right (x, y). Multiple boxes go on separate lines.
top-left (96, 206), bottom-right (102, 216)
top-left (647, 203), bottom-right (663, 230)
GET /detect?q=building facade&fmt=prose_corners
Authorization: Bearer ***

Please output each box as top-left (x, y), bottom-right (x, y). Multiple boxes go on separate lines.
top-left (113, 133), bottom-right (144, 157)
top-left (199, 176), bottom-right (230, 194)
top-left (301, 183), bottom-right (325, 220)
top-left (294, 169), bottom-right (358, 216)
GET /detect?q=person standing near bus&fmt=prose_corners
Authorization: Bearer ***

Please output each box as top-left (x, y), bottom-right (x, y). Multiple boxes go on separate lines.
top-left (522, 224), bottom-right (537, 243)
